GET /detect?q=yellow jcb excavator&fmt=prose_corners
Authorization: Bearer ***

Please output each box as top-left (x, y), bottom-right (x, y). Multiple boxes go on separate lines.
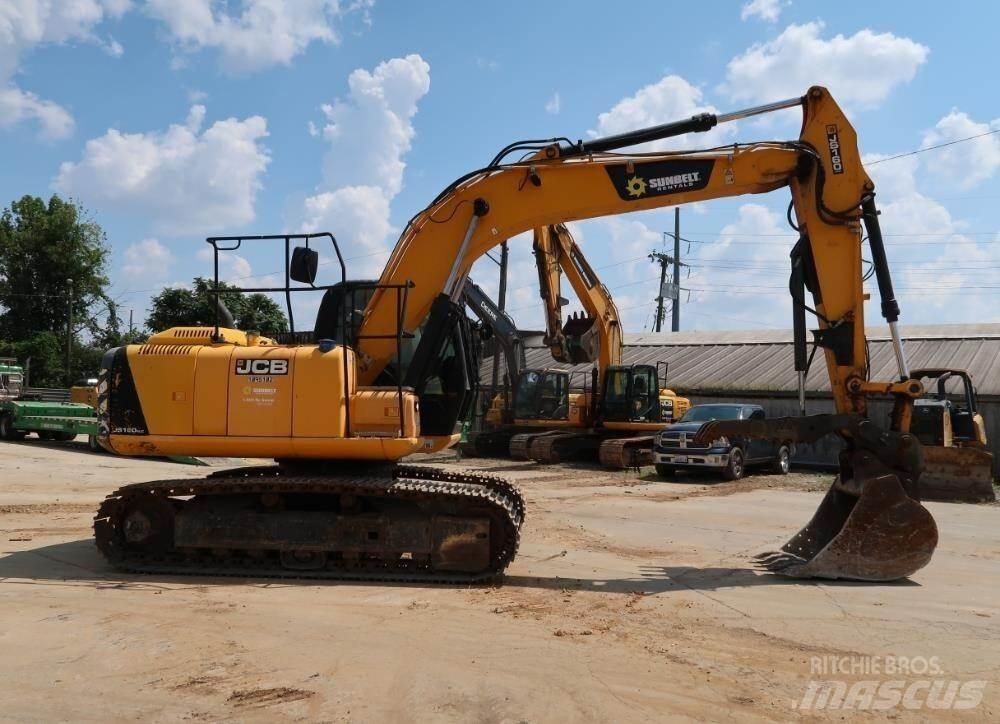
top-left (458, 277), bottom-right (592, 458)
top-left (515, 223), bottom-right (691, 468)
top-left (95, 86), bottom-right (938, 582)
top-left (470, 224), bottom-right (636, 462)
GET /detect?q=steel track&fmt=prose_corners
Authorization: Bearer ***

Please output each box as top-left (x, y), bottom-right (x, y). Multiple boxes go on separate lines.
top-left (94, 464), bottom-right (524, 584)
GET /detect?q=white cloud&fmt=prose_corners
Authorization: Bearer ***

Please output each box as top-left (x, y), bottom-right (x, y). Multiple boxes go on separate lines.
top-left (301, 186), bottom-right (390, 247)
top-left (55, 105), bottom-right (271, 234)
top-left (920, 110), bottom-right (1000, 190)
top-left (863, 151), bottom-right (1000, 323)
top-left (722, 22), bottom-right (928, 109)
top-left (685, 203), bottom-right (793, 329)
top-left (592, 75), bottom-right (735, 150)
top-left (316, 54), bottom-right (430, 195)
top-left (741, 0), bottom-right (784, 22)
top-left (0, 0), bottom-right (129, 138)
top-left (122, 237), bottom-right (174, 279)
top-left (145, 0), bottom-right (371, 73)
top-left (0, 85), bottom-right (74, 139)
top-left (299, 55), bottom-right (431, 274)
top-left (195, 246), bottom-right (258, 284)
top-left (103, 36), bottom-right (124, 56)
top-left (545, 92), bottom-right (560, 115)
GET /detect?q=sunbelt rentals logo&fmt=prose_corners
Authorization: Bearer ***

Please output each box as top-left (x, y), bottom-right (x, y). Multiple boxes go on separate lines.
top-left (626, 171), bottom-right (704, 198)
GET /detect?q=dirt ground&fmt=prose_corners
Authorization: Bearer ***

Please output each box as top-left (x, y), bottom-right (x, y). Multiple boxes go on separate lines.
top-left (1, 438), bottom-right (997, 722)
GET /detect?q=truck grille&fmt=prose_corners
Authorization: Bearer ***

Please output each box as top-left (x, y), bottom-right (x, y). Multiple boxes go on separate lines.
top-left (658, 432), bottom-right (710, 450)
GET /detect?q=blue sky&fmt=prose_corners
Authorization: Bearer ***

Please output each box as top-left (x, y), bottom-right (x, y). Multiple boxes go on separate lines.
top-left (3, 0), bottom-right (999, 335)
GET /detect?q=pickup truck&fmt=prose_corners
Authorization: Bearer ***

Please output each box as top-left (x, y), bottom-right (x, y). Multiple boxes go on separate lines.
top-left (652, 403), bottom-right (791, 480)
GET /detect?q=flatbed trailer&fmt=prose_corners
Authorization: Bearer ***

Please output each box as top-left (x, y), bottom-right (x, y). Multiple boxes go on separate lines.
top-left (0, 399), bottom-right (101, 451)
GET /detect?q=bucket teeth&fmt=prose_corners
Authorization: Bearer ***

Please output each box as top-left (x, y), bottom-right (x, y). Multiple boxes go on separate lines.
top-left (753, 551), bottom-right (809, 575)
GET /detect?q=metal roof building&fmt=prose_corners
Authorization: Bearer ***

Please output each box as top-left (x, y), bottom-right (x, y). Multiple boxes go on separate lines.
top-left (482, 324), bottom-right (1000, 399)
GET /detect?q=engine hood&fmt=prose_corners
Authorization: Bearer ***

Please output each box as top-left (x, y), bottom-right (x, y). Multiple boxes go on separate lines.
top-left (661, 421), bottom-right (712, 434)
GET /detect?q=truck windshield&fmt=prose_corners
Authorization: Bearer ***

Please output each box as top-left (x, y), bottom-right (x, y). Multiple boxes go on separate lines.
top-left (679, 405), bottom-right (743, 423)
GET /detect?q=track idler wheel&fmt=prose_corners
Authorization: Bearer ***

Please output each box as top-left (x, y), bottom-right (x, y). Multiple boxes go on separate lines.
top-left (95, 493), bottom-right (175, 563)
top-left (756, 451), bottom-right (938, 581)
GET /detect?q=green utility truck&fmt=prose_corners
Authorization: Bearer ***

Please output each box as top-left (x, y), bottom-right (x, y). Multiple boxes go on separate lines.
top-left (0, 360), bottom-right (102, 451)
top-left (0, 399), bottom-right (99, 446)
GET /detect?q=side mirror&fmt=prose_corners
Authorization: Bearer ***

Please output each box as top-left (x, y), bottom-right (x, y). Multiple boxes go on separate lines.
top-left (290, 246), bottom-right (319, 284)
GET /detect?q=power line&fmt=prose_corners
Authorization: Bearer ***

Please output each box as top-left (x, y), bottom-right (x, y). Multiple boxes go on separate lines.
top-left (867, 128), bottom-right (1000, 166)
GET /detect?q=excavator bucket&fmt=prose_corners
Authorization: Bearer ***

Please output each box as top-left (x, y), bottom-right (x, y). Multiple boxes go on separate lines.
top-left (755, 470), bottom-right (938, 581)
top-left (561, 314), bottom-right (599, 364)
top-left (918, 446), bottom-right (996, 502)
top-left (697, 415), bottom-right (939, 581)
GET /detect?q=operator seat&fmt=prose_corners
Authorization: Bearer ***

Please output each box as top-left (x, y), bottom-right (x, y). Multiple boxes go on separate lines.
top-left (314, 280), bottom-right (377, 345)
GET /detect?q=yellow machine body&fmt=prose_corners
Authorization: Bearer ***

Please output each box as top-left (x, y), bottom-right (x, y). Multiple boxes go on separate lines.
top-left (103, 328), bottom-right (422, 460)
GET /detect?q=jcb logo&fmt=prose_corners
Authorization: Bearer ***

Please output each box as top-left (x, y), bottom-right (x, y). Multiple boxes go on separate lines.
top-left (235, 359), bottom-right (289, 375)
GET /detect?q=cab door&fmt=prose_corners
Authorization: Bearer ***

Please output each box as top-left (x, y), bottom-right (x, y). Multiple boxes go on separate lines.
top-left (630, 366), bottom-right (660, 422)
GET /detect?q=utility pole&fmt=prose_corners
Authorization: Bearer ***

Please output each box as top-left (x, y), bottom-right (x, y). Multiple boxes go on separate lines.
top-left (671, 207), bottom-right (680, 332)
top-left (128, 308), bottom-right (134, 336)
top-left (648, 209), bottom-right (685, 332)
top-left (653, 247), bottom-right (668, 332)
top-left (66, 277), bottom-right (73, 386)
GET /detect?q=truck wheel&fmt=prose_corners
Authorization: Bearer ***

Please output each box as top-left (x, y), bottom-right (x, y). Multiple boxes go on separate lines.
top-left (722, 447), bottom-right (745, 481)
top-left (772, 445), bottom-right (791, 475)
top-left (88, 434), bottom-right (102, 452)
top-left (55, 431), bottom-right (77, 442)
top-left (38, 431), bottom-right (55, 441)
top-left (655, 463), bottom-right (676, 477)
top-left (0, 413), bottom-right (24, 441)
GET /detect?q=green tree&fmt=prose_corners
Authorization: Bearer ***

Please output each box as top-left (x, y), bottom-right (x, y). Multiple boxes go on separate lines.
top-left (0, 195), bottom-right (114, 386)
top-left (145, 277), bottom-right (288, 337)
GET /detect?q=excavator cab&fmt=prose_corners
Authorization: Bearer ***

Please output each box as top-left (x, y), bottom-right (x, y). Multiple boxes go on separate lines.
top-left (315, 279), bottom-right (481, 438)
top-left (600, 365), bottom-right (663, 423)
top-left (600, 363), bottom-right (687, 424)
top-left (513, 370), bottom-right (571, 421)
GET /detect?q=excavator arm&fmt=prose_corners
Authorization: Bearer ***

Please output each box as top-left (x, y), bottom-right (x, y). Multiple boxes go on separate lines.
top-left (460, 278), bottom-right (526, 385)
top-left (533, 224), bottom-right (623, 370)
top-left (351, 86), bottom-right (937, 581)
